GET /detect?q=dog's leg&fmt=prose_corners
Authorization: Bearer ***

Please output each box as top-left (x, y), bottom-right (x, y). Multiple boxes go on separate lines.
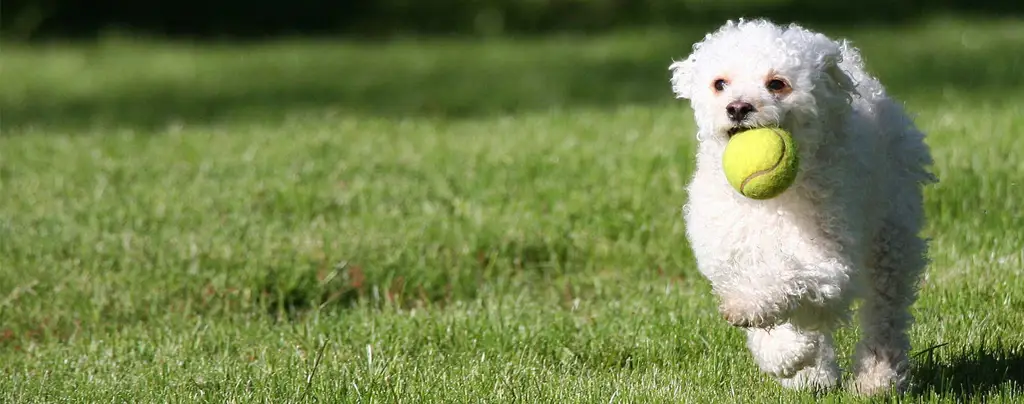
top-left (851, 222), bottom-right (927, 395)
top-left (746, 323), bottom-right (839, 391)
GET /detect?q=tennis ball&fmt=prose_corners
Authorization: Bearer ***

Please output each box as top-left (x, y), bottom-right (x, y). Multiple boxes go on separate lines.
top-left (721, 127), bottom-right (799, 200)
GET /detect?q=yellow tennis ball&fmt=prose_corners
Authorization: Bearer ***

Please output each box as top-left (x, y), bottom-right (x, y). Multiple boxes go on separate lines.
top-left (721, 127), bottom-right (799, 200)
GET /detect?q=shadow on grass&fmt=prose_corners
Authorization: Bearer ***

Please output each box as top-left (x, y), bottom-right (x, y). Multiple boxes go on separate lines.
top-left (1, 22), bottom-right (1022, 134)
top-left (7, 0), bottom-right (1024, 41)
top-left (910, 341), bottom-right (1024, 399)
top-left (0, 51), bottom-right (684, 133)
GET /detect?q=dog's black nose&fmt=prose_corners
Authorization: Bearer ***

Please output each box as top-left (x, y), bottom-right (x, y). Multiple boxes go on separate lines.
top-left (726, 101), bottom-right (756, 122)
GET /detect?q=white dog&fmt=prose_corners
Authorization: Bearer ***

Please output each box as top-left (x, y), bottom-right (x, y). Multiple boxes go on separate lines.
top-left (669, 19), bottom-right (936, 395)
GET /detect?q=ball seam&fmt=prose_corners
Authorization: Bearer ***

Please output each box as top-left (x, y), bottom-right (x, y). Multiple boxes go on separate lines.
top-left (739, 128), bottom-right (787, 196)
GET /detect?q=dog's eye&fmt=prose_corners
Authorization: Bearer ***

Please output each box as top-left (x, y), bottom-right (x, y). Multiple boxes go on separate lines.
top-left (766, 79), bottom-right (788, 92)
top-left (713, 79), bottom-right (727, 92)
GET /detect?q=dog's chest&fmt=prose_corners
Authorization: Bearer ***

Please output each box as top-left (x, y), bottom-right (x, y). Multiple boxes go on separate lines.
top-left (684, 176), bottom-right (823, 267)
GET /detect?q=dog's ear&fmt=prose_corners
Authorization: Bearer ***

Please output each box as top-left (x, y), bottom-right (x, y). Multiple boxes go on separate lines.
top-left (824, 59), bottom-right (856, 96)
top-left (821, 42), bottom-right (858, 97)
top-left (669, 55), bottom-right (697, 100)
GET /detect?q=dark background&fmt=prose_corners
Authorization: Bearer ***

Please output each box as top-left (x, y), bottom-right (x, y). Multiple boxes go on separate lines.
top-left (4, 0), bottom-right (1024, 41)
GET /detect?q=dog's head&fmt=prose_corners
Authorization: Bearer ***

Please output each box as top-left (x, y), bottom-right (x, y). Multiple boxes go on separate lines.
top-left (669, 19), bottom-right (859, 151)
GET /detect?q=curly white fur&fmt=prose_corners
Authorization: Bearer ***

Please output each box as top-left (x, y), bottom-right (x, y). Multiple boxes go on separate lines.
top-left (669, 19), bottom-right (936, 395)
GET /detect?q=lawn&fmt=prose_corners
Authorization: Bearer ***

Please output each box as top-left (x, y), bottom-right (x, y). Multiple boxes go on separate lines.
top-left (1, 16), bottom-right (1023, 403)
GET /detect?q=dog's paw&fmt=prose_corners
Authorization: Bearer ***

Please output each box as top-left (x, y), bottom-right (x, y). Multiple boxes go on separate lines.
top-left (851, 345), bottom-right (910, 396)
top-left (778, 364), bottom-right (840, 392)
top-left (719, 295), bottom-right (788, 328)
top-left (721, 307), bottom-right (778, 328)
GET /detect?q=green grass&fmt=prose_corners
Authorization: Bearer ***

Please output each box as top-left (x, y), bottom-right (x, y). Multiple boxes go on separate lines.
top-left (1, 17), bottom-right (1023, 403)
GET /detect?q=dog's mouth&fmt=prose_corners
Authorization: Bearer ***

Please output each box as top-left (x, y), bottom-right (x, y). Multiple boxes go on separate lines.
top-left (726, 126), bottom-right (755, 138)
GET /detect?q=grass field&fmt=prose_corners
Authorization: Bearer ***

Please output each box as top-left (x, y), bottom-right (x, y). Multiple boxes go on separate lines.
top-left (1, 16), bottom-right (1023, 403)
